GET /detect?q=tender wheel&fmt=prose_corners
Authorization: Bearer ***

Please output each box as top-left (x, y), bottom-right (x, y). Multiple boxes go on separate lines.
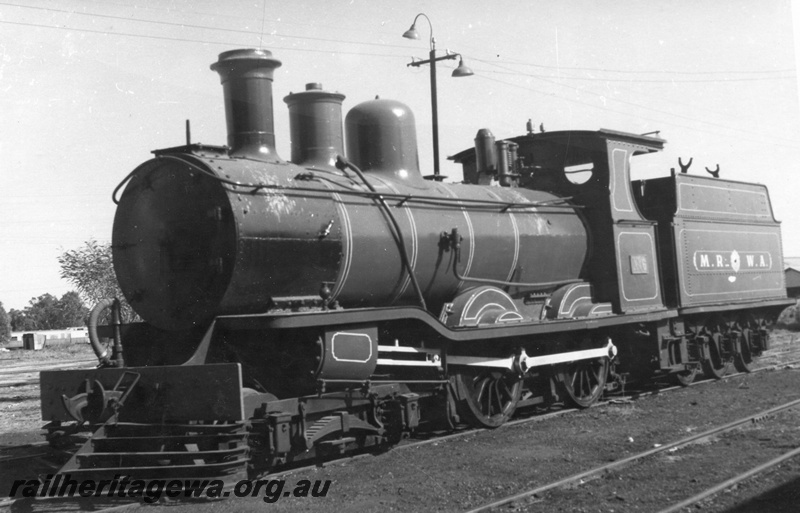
top-left (558, 358), bottom-right (608, 408)
top-left (752, 318), bottom-right (770, 354)
top-left (672, 366), bottom-right (698, 387)
top-left (451, 369), bottom-right (522, 428)
top-left (702, 333), bottom-right (731, 379)
top-left (733, 330), bottom-right (754, 373)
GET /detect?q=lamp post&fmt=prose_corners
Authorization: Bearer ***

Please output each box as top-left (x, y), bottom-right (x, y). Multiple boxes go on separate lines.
top-left (403, 13), bottom-right (473, 180)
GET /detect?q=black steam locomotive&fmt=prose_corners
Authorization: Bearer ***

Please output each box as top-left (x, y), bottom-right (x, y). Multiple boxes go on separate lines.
top-left (41, 49), bottom-right (793, 484)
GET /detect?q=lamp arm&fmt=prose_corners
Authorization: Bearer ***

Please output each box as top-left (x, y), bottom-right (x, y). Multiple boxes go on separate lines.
top-left (411, 12), bottom-right (435, 50)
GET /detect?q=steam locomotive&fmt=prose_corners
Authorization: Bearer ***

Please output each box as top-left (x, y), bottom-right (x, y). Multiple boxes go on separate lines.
top-left (40, 48), bottom-right (793, 484)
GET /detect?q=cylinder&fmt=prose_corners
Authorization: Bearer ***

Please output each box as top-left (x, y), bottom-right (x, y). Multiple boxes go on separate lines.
top-left (210, 48), bottom-right (282, 159)
top-left (283, 83), bottom-right (346, 171)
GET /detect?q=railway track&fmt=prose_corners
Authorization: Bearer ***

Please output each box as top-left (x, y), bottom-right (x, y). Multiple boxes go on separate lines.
top-left (465, 395), bottom-right (800, 512)
top-left (0, 358), bottom-right (96, 374)
top-left (247, 353), bottom-right (800, 485)
top-left (656, 446), bottom-right (800, 512)
top-left (0, 359), bottom-right (97, 388)
top-left (0, 444), bottom-right (50, 463)
top-left (0, 438), bottom-right (142, 513)
top-left (384, 355), bottom-right (800, 457)
top-left (0, 496), bottom-right (142, 513)
top-left (1, 353), bottom-right (798, 511)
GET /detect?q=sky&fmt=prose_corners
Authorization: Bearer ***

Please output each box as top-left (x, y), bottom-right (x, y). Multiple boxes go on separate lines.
top-left (1, 0), bottom-right (799, 311)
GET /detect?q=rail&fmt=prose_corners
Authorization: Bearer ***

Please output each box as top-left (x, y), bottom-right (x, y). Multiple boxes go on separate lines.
top-left (657, 445), bottom-right (800, 512)
top-left (464, 393), bottom-right (800, 513)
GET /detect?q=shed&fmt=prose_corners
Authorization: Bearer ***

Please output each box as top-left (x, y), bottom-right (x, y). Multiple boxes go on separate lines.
top-left (22, 333), bottom-right (47, 350)
top-left (786, 266), bottom-right (800, 298)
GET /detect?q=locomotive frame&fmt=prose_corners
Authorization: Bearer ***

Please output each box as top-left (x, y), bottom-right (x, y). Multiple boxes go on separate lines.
top-left (39, 48), bottom-right (793, 486)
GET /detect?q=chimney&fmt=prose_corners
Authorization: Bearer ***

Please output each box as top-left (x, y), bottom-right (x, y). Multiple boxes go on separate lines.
top-left (283, 83), bottom-right (346, 172)
top-left (210, 49), bottom-right (282, 159)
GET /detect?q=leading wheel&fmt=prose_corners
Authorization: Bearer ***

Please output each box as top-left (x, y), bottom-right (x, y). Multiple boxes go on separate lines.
top-left (558, 358), bottom-right (608, 408)
top-left (451, 369), bottom-right (522, 428)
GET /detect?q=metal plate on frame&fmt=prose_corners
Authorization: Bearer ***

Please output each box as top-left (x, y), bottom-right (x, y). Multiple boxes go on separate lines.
top-left (41, 363), bottom-right (243, 423)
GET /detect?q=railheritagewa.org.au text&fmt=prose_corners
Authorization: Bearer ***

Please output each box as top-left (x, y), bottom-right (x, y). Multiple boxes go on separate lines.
top-left (9, 474), bottom-right (331, 503)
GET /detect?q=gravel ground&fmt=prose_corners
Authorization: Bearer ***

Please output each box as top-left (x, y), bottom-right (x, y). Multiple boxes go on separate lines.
top-left (144, 367), bottom-right (800, 513)
top-left (0, 342), bottom-right (95, 447)
top-left (1, 330), bottom-right (798, 512)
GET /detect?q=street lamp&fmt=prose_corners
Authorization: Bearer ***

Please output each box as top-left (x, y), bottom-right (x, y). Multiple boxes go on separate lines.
top-left (403, 13), bottom-right (473, 180)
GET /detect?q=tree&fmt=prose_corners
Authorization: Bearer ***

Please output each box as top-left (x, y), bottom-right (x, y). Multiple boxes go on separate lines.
top-left (0, 302), bottom-right (11, 344)
top-left (57, 292), bottom-right (90, 328)
top-left (22, 293), bottom-right (59, 329)
top-left (59, 239), bottom-right (120, 308)
top-left (58, 239), bottom-right (137, 322)
top-left (12, 293), bottom-right (89, 330)
top-left (9, 308), bottom-right (33, 332)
